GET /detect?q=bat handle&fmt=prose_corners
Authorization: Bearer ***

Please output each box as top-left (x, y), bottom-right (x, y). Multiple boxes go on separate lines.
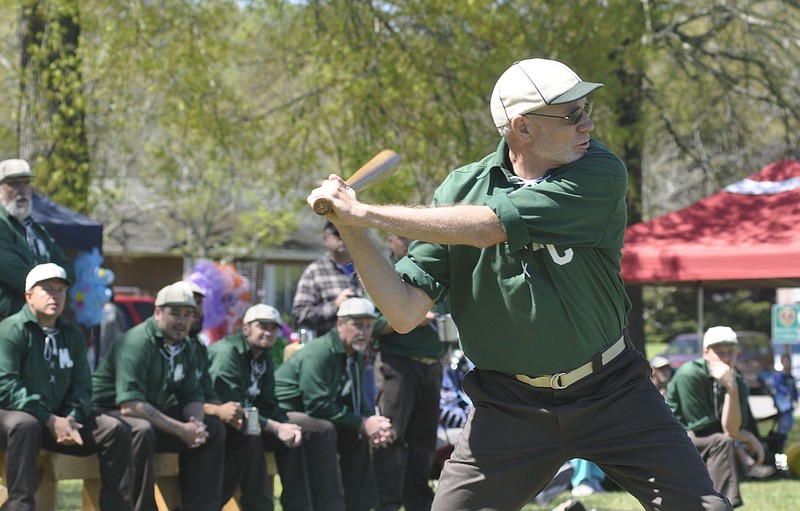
top-left (313, 197), bottom-right (333, 216)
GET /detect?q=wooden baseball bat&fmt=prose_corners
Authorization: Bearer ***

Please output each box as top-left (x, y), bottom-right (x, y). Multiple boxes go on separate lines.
top-left (313, 149), bottom-right (401, 215)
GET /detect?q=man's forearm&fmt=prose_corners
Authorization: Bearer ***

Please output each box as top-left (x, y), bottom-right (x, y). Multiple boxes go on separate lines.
top-left (338, 226), bottom-right (433, 333)
top-left (720, 389), bottom-right (742, 437)
top-left (349, 203), bottom-right (505, 248)
top-left (120, 400), bottom-right (186, 437)
top-left (203, 402), bottom-right (219, 418)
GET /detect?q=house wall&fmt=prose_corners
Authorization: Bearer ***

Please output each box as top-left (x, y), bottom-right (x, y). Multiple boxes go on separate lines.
top-left (104, 254), bottom-right (185, 297)
top-left (103, 253), bottom-right (320, 328)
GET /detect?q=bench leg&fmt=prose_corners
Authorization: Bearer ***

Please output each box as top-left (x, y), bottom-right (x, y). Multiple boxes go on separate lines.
top-left (34, 472), bottom-right (57, 511)
top-left (82, 479), bottom-right (102, 511)
top-left (155, 477), bottom-right (182, 511)
top-left (222, 495), bottom-right (242, 511)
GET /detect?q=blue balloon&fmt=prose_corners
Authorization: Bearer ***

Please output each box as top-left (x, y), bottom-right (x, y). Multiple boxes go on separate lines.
top-left (70, 248), bottom-right (112, 327)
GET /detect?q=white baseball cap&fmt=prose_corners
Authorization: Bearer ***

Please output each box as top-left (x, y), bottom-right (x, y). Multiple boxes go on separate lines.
top-left (243, 304), bottom-right (282, 324)
top-left (0, 159), bottom-right (34, 183)
top-left (490, 58), bottom-right (603, 128)
top-left (703, 326), bottom-right (738, 349)
top-left (174, 280), bottom-right (206, 297)
top-left (25, 263), bottom-right (69, 291)
top-left (337, 298), bottom-right (377, 319)
top-left (155, 283), bottom-right (196, 308)
top-left (650, 355), bottom-right (671, 369)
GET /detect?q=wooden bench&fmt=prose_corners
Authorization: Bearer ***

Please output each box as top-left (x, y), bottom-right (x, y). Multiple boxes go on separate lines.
top-left (0, 451), bottom-right (277, 511)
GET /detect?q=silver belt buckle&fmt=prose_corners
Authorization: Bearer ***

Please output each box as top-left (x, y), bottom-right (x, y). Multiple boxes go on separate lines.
top-left (549, 372), bottom-right (568, 389)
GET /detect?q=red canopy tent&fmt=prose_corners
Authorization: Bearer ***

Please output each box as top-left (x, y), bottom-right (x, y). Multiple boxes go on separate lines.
top-left (622, 159), bottom-right (800, 289)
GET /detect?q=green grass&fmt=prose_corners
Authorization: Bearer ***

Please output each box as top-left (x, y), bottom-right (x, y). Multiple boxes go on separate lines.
top-left (58, 469), bottom-right (799, 511)
top-left (55, 475), bottom-right (800, 511)
top-left (518, 475), bottom-right (800, 510)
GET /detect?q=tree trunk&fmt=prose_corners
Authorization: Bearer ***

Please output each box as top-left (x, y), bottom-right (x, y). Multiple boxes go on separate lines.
top-left (614, 59), bottom-right (646, 355)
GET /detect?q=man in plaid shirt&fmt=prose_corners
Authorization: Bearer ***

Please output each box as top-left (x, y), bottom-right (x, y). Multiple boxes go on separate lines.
top-left (291, 221), bottom-right (363, 337)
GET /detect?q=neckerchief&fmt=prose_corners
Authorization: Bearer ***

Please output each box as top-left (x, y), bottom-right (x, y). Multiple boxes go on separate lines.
top-left (159, 342), bottom-right (186, 380)
top-left (42, 327), bottom-right (59, 384)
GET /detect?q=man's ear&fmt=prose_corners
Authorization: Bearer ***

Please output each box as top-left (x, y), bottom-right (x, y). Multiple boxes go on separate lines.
top-left (511, 116), bottom-right (531, 137)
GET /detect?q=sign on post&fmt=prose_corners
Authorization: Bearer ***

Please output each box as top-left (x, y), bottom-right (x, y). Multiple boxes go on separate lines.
top-left (772, 303), bottom-right (800, 344)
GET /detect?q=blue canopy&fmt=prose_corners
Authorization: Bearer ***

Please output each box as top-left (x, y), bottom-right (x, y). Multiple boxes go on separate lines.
top-left (31, 193), bottom-right (103, 252)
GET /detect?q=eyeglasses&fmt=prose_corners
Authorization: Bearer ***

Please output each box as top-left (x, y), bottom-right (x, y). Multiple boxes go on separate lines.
top-left (1, 178), bottom-right (32, 189)
top-left (524, 102), bottom-right (593, 125)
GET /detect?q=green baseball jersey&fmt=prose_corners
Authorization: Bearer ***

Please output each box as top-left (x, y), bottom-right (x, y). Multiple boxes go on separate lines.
top-left (666, 357), bottom-right (751, 435)
top-left (207, 331), bottom-right (288, 427)
top-left (371, 300), bottom-right (448, 359)
top-left (396, 139), bottom-right (630, 376)
top-left (0, 209), bottom-right (74, 319)
top-left (274, 329), bottom-right (370, 431)
top-left (187, 336), bottom-right (219, 402)
top-left (0, 305), bottom-right (91, 425)
top-left (92, 317), bottom-right (203, 410)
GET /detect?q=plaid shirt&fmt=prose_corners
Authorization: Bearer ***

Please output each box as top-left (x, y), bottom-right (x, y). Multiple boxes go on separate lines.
top-left (291, 253), bottom-right (362, 335)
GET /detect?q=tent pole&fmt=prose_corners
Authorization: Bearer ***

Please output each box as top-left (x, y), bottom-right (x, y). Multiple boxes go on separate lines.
top-left (696, 283), bottom-right (704, 345)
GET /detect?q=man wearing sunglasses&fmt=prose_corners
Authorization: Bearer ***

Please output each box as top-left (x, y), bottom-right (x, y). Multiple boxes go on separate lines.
top-left (307, 58), bottom-right (730, 510)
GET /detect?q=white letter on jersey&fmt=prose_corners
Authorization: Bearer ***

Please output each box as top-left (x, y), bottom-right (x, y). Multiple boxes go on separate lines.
top-left (58, 349), bottom-right (74, 368)
top-left (546, 245), bottom-right (573, 265)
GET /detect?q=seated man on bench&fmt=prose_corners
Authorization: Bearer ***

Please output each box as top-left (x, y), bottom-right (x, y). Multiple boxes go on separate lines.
top-left (92, 282), bottom-right (226, 511)
top-left (0, 264), bottom-right (134, 510)
top-left (209, 303), bottom-right (335, 510)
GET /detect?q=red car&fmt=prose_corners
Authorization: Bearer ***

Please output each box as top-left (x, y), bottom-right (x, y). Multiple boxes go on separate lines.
top-left (97, 291), bottom-right (155, 360)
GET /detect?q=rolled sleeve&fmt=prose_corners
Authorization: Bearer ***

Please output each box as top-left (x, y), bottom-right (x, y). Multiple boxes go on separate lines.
top-left (395, 256), bottom-right (448, 303)
top-left (485, 193), bottom-right (530, 252)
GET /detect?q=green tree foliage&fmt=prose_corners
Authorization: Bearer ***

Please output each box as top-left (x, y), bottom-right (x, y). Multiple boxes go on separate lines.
top-left (641, 0), bottom-right (800, 215)
top-left (258, 0), bottom-right (649, 206)
top-left (645, 287), bottom-right (774, 345)
top-left (80, 0), bottom-right (298, 256)
top-left (18, 0), bottom-right (91, 213)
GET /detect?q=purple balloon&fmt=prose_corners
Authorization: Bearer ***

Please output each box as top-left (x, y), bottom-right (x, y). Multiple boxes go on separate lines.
top-left (190, 260), bottom-right (226, 329)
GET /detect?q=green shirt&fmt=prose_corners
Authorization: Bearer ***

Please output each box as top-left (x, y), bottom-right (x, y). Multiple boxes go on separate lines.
top-left (396, 139), bottom-right (630, 375)
top-left (92, 317), bottom-right (203, 410)
top-left (0, 209), bottom-right (74, 320)
top-left (371, 318), bottom-right (445, 359)
top-left (372, 300), bottom-right (448, 359)
top-left (0, 305), bottom-right (91, 425)
top-left (187, 336), bottom-right (219, 402)
top-left (271, 336), bottom-right (289, 369)
top-left (665, 357), bottom-right (751, 435)
top-left (274, 329), bottom-right (370, 431)
top-left (207, 331), bottom-right (288, 427)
